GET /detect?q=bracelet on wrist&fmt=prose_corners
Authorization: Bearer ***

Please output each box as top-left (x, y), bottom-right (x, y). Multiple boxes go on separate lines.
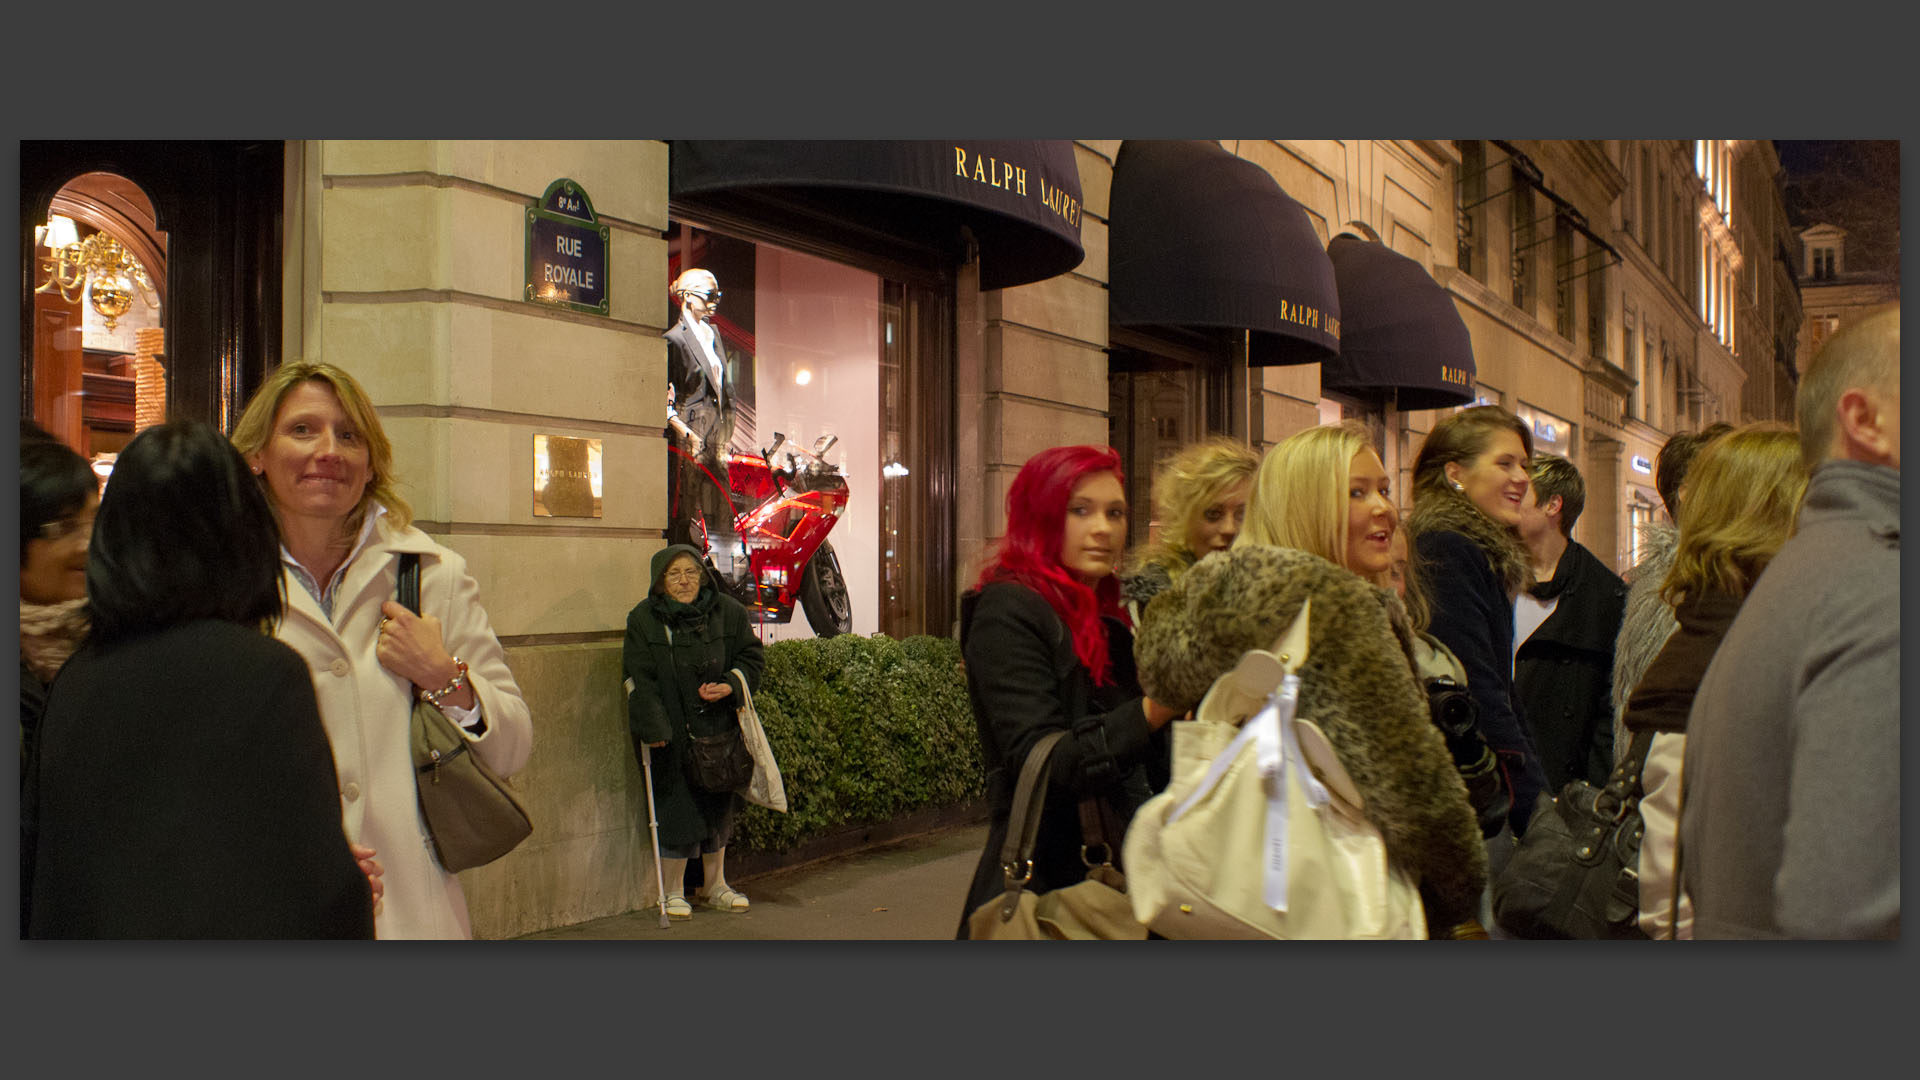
top-left (419, 657), bottom-right (469, 706)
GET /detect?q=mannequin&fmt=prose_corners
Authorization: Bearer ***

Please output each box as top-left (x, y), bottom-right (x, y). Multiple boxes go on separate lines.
top-left (663, 268), bottom-right (735, 546)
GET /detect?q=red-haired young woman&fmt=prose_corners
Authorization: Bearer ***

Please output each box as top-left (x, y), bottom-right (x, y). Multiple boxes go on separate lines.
top-left (954, 445), bottom-right (1180, 937)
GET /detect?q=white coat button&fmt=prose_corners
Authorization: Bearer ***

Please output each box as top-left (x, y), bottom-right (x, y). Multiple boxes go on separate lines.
top-left (343, 782), bottom-right (361, 802)
top-left (329, 659), bottom-right (350, 677)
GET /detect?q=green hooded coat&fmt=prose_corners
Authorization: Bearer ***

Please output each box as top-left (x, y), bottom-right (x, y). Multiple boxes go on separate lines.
top-left (623, 544), bottom-right (765, 847)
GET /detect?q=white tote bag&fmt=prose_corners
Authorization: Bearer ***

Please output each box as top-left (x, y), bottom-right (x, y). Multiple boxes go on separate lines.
top-left (1122, 599), bottom-right (1427, 940)
top-left (731, 667), bottom-right (787, 812)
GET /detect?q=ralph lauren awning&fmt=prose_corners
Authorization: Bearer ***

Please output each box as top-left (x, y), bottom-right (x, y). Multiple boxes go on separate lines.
top-left (669, 140), bottom-right (1085, 291)
top-left (1109, 140), bottom-right (1340, 366)
top-left (1321, 235), bottom-right (1477, 411)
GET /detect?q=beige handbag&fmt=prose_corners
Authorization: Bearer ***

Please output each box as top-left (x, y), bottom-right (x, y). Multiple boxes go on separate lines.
top-left (731, 667), bottom-right (787, 812)
top-left (966, 731), bottom-right (1147, 941)
top-left (1122, 599), bottom-right (1427, 940)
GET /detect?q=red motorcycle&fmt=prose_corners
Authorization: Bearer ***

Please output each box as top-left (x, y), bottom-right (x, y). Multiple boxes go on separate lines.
top-left (670, 431), bottom-right (853, 637)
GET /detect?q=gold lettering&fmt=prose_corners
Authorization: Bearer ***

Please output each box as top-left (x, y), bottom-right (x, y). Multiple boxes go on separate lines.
top-left (973, 157), bottom-right (988, 184)
top-left (955, 146), bottom-right (968, 178)
top-left (1280, 300), bottom-right (1291, 322)
top-left (989, 157), bottom-right (1003, 188)
top-left (1002, 162), bottom-right (1015, 190)
top-left (1015, 166), bottom-right (1027, 196)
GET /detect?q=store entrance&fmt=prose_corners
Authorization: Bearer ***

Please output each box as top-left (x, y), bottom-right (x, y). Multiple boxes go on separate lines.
top-left (20, 141), bottom-right (285, 462)
top-left (1106, 328), bottom-right (1232, 554)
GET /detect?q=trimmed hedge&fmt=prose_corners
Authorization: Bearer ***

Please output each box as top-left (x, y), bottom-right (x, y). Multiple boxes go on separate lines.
top-left (731, 633), bottom-right (984, 853)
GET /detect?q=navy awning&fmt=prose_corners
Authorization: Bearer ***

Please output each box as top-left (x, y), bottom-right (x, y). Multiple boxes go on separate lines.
top-left (1109, 140), bottom-right (1340, 367)
top-left (669, 140), bottom-right (1085, 291)
top-left (1322, 236), bottom-right (1476, 410)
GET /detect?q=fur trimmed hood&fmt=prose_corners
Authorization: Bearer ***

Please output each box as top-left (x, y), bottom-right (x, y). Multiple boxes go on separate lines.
top-left (1133, 544), bottom-right (1488, 926)
top-left (1408, 487), bottom-right (1533, 597)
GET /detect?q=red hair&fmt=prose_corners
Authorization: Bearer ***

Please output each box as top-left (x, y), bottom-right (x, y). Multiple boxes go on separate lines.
top-left (975, 445), bottom-right (1127, 686)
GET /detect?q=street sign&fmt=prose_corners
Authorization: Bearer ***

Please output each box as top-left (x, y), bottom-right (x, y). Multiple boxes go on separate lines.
top-left (525, 178), bottom-right (609, 315)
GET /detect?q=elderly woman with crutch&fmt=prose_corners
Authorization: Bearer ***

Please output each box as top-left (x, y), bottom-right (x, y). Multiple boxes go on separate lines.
top-left (624, 544), bottom-right (765, 922)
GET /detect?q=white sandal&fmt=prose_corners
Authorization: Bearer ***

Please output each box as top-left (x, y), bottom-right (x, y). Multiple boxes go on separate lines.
top-left (699, 886), bottom-right (750, 913)
top-left (665, 895), bottom-right (693, 920)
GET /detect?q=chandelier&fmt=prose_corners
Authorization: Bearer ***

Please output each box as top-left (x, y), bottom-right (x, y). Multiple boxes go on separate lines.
top-left (35, 215), bottom-right (159, 332)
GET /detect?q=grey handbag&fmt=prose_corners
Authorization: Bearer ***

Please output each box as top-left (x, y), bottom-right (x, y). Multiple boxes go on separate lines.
top-left (399, 553), bottom-right (533, 873)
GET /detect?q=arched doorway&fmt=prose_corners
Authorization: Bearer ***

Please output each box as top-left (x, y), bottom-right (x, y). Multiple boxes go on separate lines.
top-left (20, 141), bottom-right (285, 451)
top-left (29, 173), bottom-right (169, 470)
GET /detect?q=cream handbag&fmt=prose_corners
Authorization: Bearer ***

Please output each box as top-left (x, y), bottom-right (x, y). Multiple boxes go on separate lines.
top-left (1122, 599), bottom-right (1427, 940)
top-left (731, 667), bottom-right (788, 813)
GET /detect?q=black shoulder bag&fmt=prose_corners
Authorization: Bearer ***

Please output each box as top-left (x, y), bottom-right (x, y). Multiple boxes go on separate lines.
top-left (1492, 729), bottom-right (1654, 939)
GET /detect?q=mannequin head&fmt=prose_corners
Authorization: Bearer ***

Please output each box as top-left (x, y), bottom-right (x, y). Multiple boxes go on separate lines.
top-left (672, 268), bottom-right (720, 324)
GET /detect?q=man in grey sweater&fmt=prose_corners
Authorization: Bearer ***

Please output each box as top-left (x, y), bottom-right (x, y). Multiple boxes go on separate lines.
top-left (1679, 304), bottom-right (1900, 939)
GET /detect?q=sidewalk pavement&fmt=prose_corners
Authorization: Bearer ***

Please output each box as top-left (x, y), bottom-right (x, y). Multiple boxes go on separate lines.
top-left (515, 822), bottom-right (988, 940)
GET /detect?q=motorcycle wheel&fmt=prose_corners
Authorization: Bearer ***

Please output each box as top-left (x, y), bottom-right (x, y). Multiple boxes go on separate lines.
top-left (799, 541), bottom-right (854, 637)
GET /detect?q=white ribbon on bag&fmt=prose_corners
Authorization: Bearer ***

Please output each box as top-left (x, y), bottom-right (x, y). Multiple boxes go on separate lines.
top-left (1167, 672), bottom-right (1327, 912)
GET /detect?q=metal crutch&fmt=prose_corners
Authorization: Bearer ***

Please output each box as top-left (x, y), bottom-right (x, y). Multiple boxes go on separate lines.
top-left (628, 678), bottom-right (672, 929)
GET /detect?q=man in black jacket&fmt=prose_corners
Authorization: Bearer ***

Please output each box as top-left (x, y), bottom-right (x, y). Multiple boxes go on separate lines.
top-left (1512, 454), bottom-right (1627, 792)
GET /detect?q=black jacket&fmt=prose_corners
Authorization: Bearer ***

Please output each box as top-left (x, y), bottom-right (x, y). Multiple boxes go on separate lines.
top-left (27, 620), bottom-right (373, 939)
top-left (1412, 528), bottom-right (1550, 836)
top-left (955, 581), bottom-right (1165, 936)
top-left (1514, 539), bottom-right (1627, 791)
top-left (664, 320), bottom-right (729, 440)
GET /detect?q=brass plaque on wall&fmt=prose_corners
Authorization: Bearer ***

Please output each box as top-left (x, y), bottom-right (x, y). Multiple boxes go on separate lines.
top-left (533, 434), bottom-right (602, 518)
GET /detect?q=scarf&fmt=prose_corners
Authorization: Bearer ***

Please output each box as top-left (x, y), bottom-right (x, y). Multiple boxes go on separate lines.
top-left (649, 584), bottom-right (717, 632)
top-left (20, 597), bottom-right (89, 684)
top-left (1620, 588), bottom-right (1747, 735)
top-left (1407, 486), bottom-right (1534, 598)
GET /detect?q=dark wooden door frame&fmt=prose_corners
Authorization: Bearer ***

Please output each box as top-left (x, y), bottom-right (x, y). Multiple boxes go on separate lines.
top-left (20, 140), bottom-right (284, 432)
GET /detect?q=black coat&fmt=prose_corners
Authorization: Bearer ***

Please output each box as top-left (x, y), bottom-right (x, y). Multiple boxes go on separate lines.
top-left (1413, 529), bottom-right (1550, 835)
top-left (1513, 539), bottom-right (1627, 791)
top-left (955, 581), bottom-right (1166, 936)
top-left (623, 574), bottom-right (765, 849)
top-left (26, 620), bottom-right (374, 939)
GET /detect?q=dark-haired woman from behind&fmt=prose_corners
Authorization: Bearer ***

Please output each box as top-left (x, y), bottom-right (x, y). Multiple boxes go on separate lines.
top-left (26, 420), bottom-right (375, 939)
top-left (955, 444), bottom-right (1181, 937)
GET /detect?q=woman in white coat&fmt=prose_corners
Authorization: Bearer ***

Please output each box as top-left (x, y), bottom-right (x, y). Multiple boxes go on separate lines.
top-left (231, 362), bottom-right (532, 939)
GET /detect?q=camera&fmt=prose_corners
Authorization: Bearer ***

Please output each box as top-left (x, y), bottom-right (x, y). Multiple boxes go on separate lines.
top-left (1426, 676), bottom-right (1478, 742)
top-left (1424, 675), bottom-right (1511, 836)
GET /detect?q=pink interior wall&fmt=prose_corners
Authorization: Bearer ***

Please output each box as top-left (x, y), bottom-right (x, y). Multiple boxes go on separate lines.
top-left (753, 247), bottom-right (882, 640)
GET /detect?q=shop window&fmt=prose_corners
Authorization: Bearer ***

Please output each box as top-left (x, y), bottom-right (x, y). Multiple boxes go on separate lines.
top-left (1515, 402), bottom-right (1573, 459)
top-left (1627, 492), bottom-right (1657, 564)
top-left (664, 221), bottom-right (951, 642)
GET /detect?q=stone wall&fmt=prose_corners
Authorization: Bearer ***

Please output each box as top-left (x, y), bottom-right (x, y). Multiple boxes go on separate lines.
top-left (285, 140), bottom-right (672, 937)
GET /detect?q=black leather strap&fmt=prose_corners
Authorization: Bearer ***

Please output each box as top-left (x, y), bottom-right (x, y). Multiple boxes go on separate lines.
top-left (397, 552), bottom-right (421, 615)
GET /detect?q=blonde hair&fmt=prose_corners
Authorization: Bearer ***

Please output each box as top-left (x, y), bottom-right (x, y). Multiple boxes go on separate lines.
top-left (1659, 422), bottom-right (1807, 606)
top-left (1241, 421), bottom-right (1389, 585)
top-left (230, 361), bottom-right (413, 536)
top-left (1129, 436), bottom-right (1259, 574)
